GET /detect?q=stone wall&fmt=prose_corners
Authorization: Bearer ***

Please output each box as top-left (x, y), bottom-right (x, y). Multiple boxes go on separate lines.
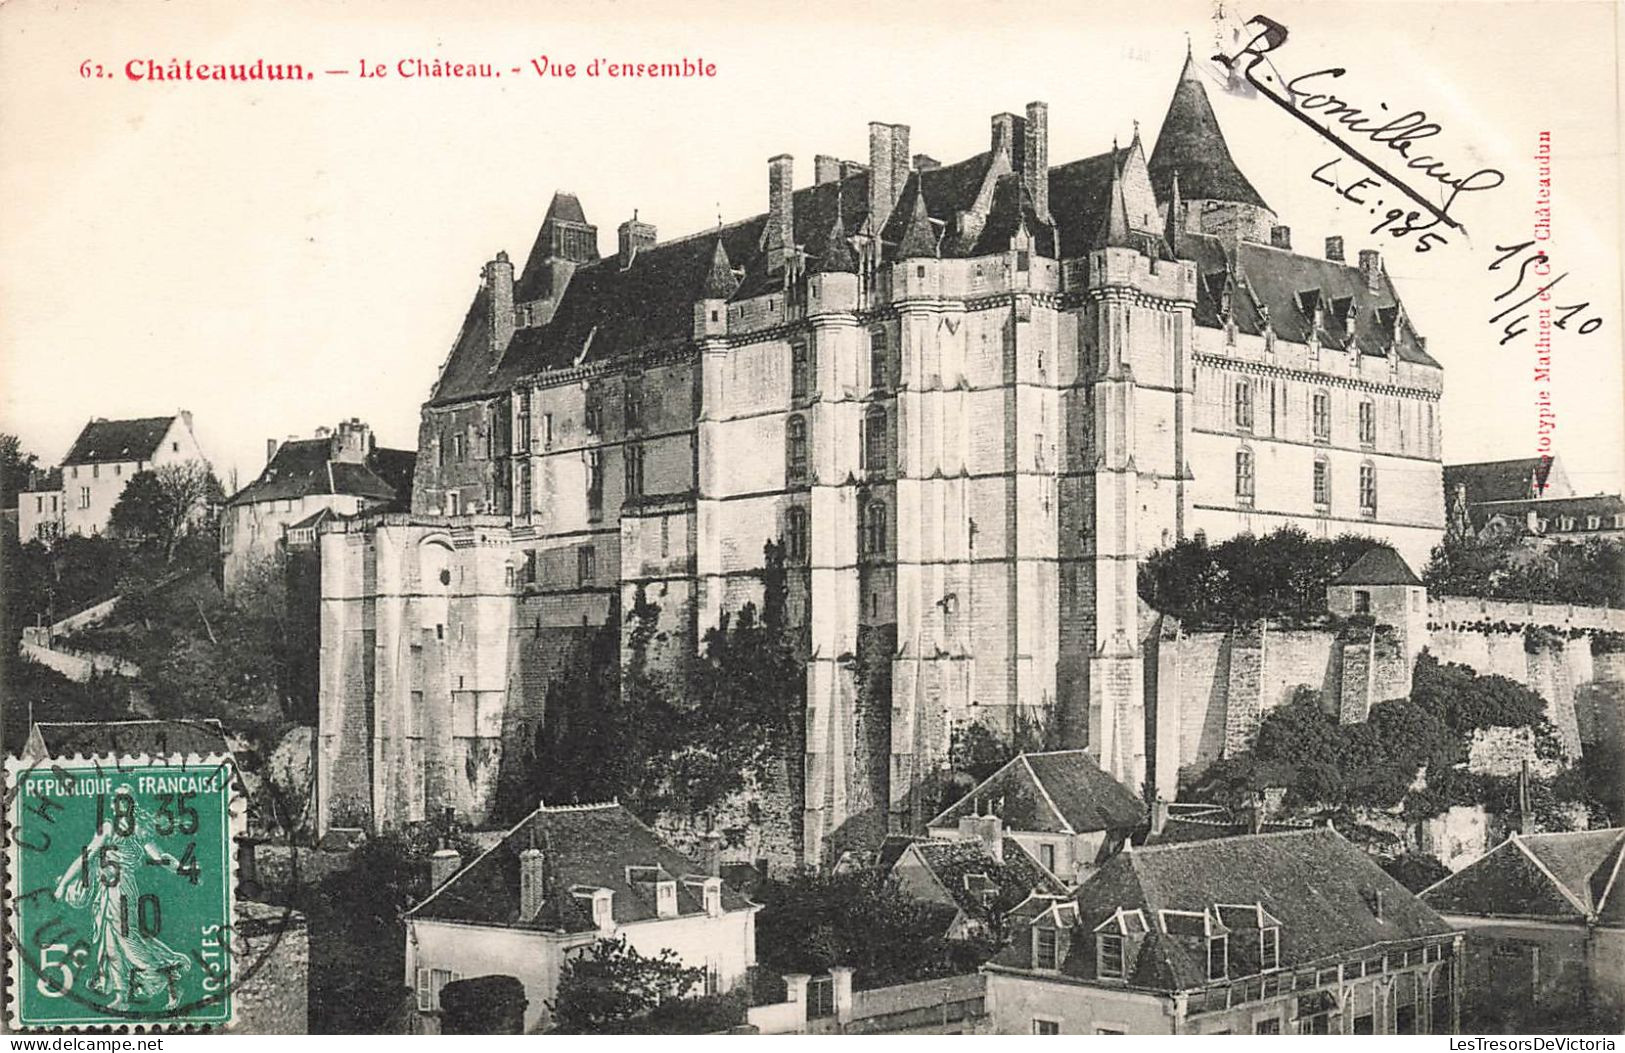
top-left (1466, 726), bottom-right (1559, 779)
top-left (233, 900), bottom-right (309, 1034)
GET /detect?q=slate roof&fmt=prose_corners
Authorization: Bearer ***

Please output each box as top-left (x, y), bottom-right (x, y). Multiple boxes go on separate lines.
top-left (992, 828), bottom-right (1456, 989)
top-left (1331, 545), bottom-right (1423, 587)
top-left (1421, 829), bottom-right (1625, 924)
top-left (897, 838), bottom-right (1069, 923)
top-left (930, 750), bottom-right (1146, 835)
top-left (32, 719), bottom-right (231, 758)
top-left (407, 802), bottom-right (755, 933)
top-left (63, 417), bottom-right (176, 466)
top-left (227, 439), bottom-right (414, 508)
top-left (1147, 51), bottom-right (1269, 210)
top-left (1470, 493), bottom-right (1625, 534)
top-left (1445, 457), bottom-right (1570, 503)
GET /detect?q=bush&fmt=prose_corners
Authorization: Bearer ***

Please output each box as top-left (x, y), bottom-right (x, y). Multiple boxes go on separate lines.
top-left (1139, 527), bottom-right (1381, 626)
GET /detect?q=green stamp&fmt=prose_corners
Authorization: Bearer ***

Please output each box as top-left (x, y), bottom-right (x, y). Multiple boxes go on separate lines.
top-left (6, 757), bottom-right (239, 1029)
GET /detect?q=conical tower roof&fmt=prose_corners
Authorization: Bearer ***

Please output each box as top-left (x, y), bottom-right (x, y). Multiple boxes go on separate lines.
top-left (1148, 52), bottom-right (1269, 209)
top-left (701, 236), bottom-right (739, 299)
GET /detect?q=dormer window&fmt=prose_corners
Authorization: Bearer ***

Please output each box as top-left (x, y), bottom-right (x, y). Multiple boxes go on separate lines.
top-left (1097, 933), bottom-right (1125, 980)
top-left (1207, 934), bottom-right (1229, 980)
top-left (1034, 927), bottom-right (1059, 970)
top-left (705, 882), bottom-right (721, 917)
top-left (1260, 926), bottom-right (1280, 971)
top-left (593, 890), bottom-right (614, 930)
top-left (656, 880), bottom-right (677, 918)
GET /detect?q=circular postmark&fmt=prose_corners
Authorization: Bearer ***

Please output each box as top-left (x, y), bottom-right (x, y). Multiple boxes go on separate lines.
top-left (5, 742), bottom-right (305, 1030)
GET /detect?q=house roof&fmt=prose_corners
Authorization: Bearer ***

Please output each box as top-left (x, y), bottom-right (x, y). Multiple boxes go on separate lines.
top-left (993, 828), bottom-right (1456, 989)
top-left (929, 750), bottom-right (1146, 835)
top-left (897, 837), bottom-right (1069, 922)
top-left (226, 439), bottom-right (414, 508)
top-left (1421, 829), bottom-right (1625, 924)
top-left (1147, 51), bottom-right (1270, 210)
top-left (62, 417), bottom-right (176, 466)
top-left (1331, 546), bottom-right (1423, 587)
top-left (1445, 457), bottom-right (1570, 503)
top-left (406, 802), bottom-right (754, 933)
top-left (1469, 493), bottom-right (1625, 533)
top-left (32, 719), bottom-right (231, 759)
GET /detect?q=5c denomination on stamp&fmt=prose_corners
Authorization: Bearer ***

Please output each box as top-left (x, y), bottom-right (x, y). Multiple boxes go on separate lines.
top-left (6, 755), bottom-right (241, 1029)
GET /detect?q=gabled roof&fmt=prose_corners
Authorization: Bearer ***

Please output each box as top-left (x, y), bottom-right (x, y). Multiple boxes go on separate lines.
top-left (63, 417), bottom-right (176, 466)
top-left (407, 802), bottom-right (754, 933)
top-left (929, 750), bottom-right (1146, 835)
top-left (1422, 829), bottom-right (1625, 924)
top-left (896, 837), bottom-right (1069, 922)
top-left (1445, 457), bottom-right (1571, 503)
top-left (32, 719), bottom-right (232, 758)
top-left (227, 439), bottom-right (414, 508)
top-left (993, 828), bottom-right (1455, 989)
top-left (1147, 51), bottom-right (1270, 210)
top-left (1331, 545), bottom-right (1423, 587)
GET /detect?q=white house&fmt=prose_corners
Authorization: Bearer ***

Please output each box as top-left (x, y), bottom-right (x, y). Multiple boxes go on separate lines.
top-left (403, 802), bottom-right (759, 1033)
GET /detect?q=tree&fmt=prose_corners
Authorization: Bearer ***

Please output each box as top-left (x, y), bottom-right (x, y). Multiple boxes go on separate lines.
top-left (547, 936), bottom-right (707, 1033)
top-left (1380, 852), bottom-right (1451, 892)
top-left (108, 460), bottom-right (220, 563)
top-left (0, 433), bottom-right (39, 509)
top-left (1139, 527), bottom-right (1382, 625)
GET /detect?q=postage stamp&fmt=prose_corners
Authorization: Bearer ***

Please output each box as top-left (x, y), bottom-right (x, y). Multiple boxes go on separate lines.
top-left (5, 755), bottom-right (242, 1029)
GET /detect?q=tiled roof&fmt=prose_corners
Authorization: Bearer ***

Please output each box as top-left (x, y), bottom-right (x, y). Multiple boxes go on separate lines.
top-left (33, 719), bottom-right (231, 758)
top-left (226, 439), bottom-right (414, 508)
top-left (1445, 457), bottom-right (1569, 503)
top-left (1331, 545), bottom-right (1423, 587)
top-left (930, 750), bottom-right (1146, 835)
top-left (1422, 829), bottom-right (1625, 923)
top-left (1147, 52), bottom-right (1269, 210)
top-left (993, 828), bottom-right (1455, 989)
top-left (62, 417), bottom-right (175, 466)
top-left (406, 802), bottom-right (754, 932)
top-left (900, 838), bottom-right (1069, 922)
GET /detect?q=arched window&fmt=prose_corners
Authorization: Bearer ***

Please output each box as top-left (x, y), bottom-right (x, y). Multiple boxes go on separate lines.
top-left (864, 406), bottom-right (889, 472)
top-left (869, 328), bottom-right (889, 391)
top-left (785, 505), bottom-right (809, 563)
top-left (1235, 448), bottom-right (1255, 506)
top-left (862, 499), bottom-right (888, 558)
top-left (786, 415), bottom-right (809, 483)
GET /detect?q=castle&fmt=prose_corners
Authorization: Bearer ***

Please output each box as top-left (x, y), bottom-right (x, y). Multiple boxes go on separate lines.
top-left (316, 53), bottom-right (1450, 865)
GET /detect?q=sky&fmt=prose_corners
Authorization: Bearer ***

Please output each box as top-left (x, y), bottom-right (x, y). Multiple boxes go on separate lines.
top-left (2, 0), bottom-right (1621, 497)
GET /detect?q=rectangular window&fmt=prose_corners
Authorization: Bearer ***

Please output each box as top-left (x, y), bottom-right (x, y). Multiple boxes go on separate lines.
top-left (1035, 928), bottom-right (1058, 970)
top-left (543, 412), bottom-right (554, 449)
top-left (35, 496), bottom-right (42, 513)
top-left (1039, 843), bottom-right (1056, 873)
top-left (92, 464), bottom-right (99, 479)
top-left (869, 329), bottom-right (889, 391)
top-left (445, 491), bottom-right (461, 516)
top-left (578, 545), bottom-right (596, 586)
top-left (1354, 590), bottom-right (1371, 613)
top-left (1097, 933), bottom-right (1124, 980)
top-left (1353, 1014), bottom-right (1374, 1035)
top-left (114, 464), bottom-right (121, 476)
top-left (79, 487), bottom-right (91, 509)
top-left (624, 381), bottom-right (642, 430)
top-left (1235, 381), bottom-right (1254, 431)
top-left (1302, 1014), bottom-right (1330, 1035)
top-left (1260, 927), bottom-right (1280, 971)
top-left (1254, 1019), bottom-right (1281, 1035)
top-left (586, 450), bottom-right (603, 517)
top-left (1360, 463), bottom-right (1377, 515)
top-left (1235, 451), bottom-right (1255, 505)
top-left (1313, 460), bottom-right (1330, 507)
top-left (516, 392), bottom-right (531, 452)
top-left (1359, 401), bottom-right (1376, 445)
top-left (584, 391), bottom-right (602, 434)
top-left (791, 339), bottom-right (810, 398)
top-left (1312, 391), bottom-right (1331, 440)
top-left (1207, 935), bottom-right (1228, 980)
top-left (516, 462), bottom-right (532, 514)
top-left (1033, 1020), bottom-right (1060, 1036)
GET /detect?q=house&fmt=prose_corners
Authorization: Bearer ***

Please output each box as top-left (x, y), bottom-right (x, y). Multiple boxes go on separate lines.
top-left (889, 829), bottom-right (1069, 940)
top-left (926, 751), bottom-right (1146, 884)
top-left (19, 412), bottom-right (208, 541)
top-left (221, 419), bottom-right (413, 592)
top-left (1445, 455), bottom-right (1625, 544)
top-left (319, 51), bottom-right (1449, 863)
top-left (24, 718), bottom-right (234, 761)
top-left (403, 801), bottom-right (760, 1033)
top-left (1419, 828), bottom-right (1625, 1032)
top-left (984, 827), bottom-right (1463, 1035)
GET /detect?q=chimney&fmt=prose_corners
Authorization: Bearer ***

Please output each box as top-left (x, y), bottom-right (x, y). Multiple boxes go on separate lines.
top-left (1150, 796), bottom-right (1169, 836)
top-left (430, 845), bottom-right (462, 889)
top-left (519, 847), bottom-right (546, 920)
top-left (484, 251), bottom-right (515, 353)
top-left (331, 419), bottom-right (370, 463)
top-left (814, 154), bottom-right (842, 184)
top-left (314, 426), bottom-right (332, 440)
top-left (1325, 235), bottom-right (1345, 262)
top-left (766, 154), bottom-right (795, 270)
top-left (1270, 224), bottom-right (1292, 250)
top-left (991, 112), bottom-right (1025, 172)
top-left (889, 124), bottom-right (910, 214)
top-left (957, 813), bottom-right (1004, 862)
top-left (700, 830), bottom-right (724, 877)
top-left (265, 438), bottom-right (278, 466)
top-left (839, 159), bottom-right (866, 180)
top-left (868, 122), bottom-right (900, 228)
top-left (617, 211), bottom-right (656, 270)
top-left (1359, 249), bottom-right (1383, 290)
top-left (1024, 102), bottom-right (1050, 220)
top-left (913, 154), bottom-right (940, 171)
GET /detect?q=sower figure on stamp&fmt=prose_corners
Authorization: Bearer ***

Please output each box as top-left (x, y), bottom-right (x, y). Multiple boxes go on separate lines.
top-left (52, 785), bottom-right (192, 1010)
